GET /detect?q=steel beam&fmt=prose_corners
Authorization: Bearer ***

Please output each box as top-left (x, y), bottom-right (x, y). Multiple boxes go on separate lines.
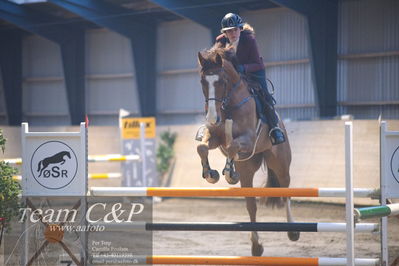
top-left (148, 0), bottom-right (226, 39)
top-left (0, 30), bottom-right (23, 125)
top-left (129, 29), bottom-right (157, 117)
top-left (50, 0), bottom-right (158, 117)
top-left (0, 1), bottom-right (86, 125)
top-left (60, 30), bottom-right (86, 125)
top-left (271, 0), bottom-right (338, 117)
top-left (0, 0), bottom-right (75, 43)
top-left (47, 0), bottom-right (148, 37)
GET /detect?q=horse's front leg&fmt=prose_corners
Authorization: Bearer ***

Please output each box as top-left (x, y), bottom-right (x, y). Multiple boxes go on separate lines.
top-left (223, 134), bottom-right (254, 185)
top-left (196, 127), bottom-right (220, 184)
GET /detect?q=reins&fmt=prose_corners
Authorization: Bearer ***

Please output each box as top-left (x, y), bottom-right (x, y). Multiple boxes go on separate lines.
top-left (219, 119), bottom-right (264, 162)
top-left (202, 63), bottom-right (263, 162)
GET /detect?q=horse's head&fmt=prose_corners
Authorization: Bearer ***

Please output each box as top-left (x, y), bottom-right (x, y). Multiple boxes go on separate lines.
top-left (198, 48), bottom-right (241, 126)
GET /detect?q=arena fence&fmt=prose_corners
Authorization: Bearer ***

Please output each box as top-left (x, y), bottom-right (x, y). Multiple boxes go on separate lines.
top-left (15, 121), bottom-right (399, 265)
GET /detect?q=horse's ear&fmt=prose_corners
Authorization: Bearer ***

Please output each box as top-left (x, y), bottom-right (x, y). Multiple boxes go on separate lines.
top-left (198, 52), bottom-right (206, 68)
top-left (215, 53), bottom-right (223, 67)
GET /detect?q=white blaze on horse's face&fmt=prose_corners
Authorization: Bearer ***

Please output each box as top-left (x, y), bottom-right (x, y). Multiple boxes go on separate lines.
top-left (205, 75), bottom-right (220, 125)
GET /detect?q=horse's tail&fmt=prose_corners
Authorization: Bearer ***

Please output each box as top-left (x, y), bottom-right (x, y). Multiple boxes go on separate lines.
top-left (260, 167), bottom-right (286, 209)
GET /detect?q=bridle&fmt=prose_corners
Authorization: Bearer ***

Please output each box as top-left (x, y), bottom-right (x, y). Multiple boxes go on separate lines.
top-left (204, 69), bottom-right (253, 119)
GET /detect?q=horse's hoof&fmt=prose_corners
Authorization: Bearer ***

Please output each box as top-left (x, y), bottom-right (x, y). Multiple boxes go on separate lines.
top-left (251, 243), bottom-right (264, 256)
top-left (224, 170), bottom-right (240, 185)
top-left (288, 231), bottom-right (300, 241)
top-left (204, 169), bottom-right (220, 184)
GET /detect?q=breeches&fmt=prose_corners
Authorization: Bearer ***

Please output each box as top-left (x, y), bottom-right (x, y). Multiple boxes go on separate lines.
top-left (248, 69), bottom-right (275, 106)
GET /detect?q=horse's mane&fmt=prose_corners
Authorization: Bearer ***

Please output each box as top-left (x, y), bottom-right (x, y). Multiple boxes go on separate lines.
top-left (199, 46), bottom-right (239, 73)
top-left (199, 46), bottom-right (258, 88)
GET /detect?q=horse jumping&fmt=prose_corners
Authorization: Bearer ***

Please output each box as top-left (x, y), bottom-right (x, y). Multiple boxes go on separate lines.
top-left (196, 47), bottom-right (299, 256)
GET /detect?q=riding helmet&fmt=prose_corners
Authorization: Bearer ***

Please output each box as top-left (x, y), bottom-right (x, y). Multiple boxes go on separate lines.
top-left (221, 13), bottom-right (244, 32)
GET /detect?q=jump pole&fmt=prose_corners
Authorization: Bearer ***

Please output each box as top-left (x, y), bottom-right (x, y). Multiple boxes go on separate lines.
top-left (91, 255), bottom-right (379, 266)
top-left (355, 203), bottom-right (399, 220)
top-left (345, 121), bottom-right (355, 266)
top-left (93, 221), bottom-right (378, 233)
top-left (89, 187), bottom-right (377, 198)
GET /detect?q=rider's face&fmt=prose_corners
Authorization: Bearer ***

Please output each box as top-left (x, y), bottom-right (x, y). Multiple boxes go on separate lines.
top-left (224, 27), bottom-right (241, 43)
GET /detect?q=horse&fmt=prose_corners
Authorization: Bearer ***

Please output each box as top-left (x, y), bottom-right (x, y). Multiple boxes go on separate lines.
top-left (196, 47), bottom-right (300, 256)
top-left (37, 151), bottom-right (71, 177)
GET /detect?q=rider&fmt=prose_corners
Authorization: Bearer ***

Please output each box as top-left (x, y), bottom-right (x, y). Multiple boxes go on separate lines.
top-left (216, 13), bottom-right (285, 145)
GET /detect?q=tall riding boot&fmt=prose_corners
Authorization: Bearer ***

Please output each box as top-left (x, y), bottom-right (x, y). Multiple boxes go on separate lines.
top-left (263, 102), bottom-right (285, 145)
top-left (249, 69), bottom-right (285, 145)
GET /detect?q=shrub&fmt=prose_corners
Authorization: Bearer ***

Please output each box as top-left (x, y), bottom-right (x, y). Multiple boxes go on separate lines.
top-left (156, 130), bottom-right (177, 175)
top-left (0, 129), bottom-right (21, 235)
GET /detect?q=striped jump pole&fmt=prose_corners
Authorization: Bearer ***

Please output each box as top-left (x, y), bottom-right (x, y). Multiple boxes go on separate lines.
top-left (1, 158), bottom-right (22, 165)
top-left (93, 222), bottom-right (379, 233)
top-left (88, 173), bottom-right (122, 179)
top-left (89, 187), bottom-right (378, 198)
top-left (88, 154), bottom-right (140, 162)
top-left (355, 203), bottom-right (399, 220)
top-left (91, 255), bottom-right (379, 265)
top-left (13, 172), bottom-right (122, 181)
top-left (2, 154), bottom-right (140, 165)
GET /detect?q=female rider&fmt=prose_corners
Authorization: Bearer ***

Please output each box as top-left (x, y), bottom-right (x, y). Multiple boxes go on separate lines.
top-left (216, 13), bottom-right (285, 145)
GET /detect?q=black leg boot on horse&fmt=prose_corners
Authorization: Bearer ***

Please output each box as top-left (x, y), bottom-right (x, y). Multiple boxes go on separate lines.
top-left (250, 69), bottom-right (285, 145)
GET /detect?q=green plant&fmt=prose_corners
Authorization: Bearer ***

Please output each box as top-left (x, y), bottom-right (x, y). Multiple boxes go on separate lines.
top-left (0, 129), bottom-right (21, 234)
top-left (156, 130), bottom-right (177, 175)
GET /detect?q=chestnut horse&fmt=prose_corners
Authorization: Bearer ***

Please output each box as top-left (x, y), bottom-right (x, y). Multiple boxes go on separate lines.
top-left (197, 47), bottom-right (299, 256)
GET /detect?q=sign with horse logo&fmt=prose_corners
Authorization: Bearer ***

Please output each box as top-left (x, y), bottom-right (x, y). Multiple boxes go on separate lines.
top-left (381, 121), bottom-right (399, 198)
top-left (31, 141), bottom-right (78, 189)
top-left (390, 146), bottom-right (399, 185)
top-left (22, 123), bottom-right (87, 196)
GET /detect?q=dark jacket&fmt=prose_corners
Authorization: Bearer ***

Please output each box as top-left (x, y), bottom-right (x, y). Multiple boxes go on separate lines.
top-left (216, 29), bottom-right (265, 73)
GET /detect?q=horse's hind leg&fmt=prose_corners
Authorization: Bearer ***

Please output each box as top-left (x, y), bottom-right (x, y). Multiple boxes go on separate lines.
top-left (264, 151), bottom-right (300, 241)
top-left (196, 128), bottom-right (219, 184)
top-left (235, 155), bottom-right (264, 256)
top-left (286, 198), bottom-right (300, 241)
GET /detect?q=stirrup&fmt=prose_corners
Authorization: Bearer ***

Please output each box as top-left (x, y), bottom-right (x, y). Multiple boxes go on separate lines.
top-left (268, 127), bottom-right (283, 137)
top-left (268, 127), bottom-right (285, 145)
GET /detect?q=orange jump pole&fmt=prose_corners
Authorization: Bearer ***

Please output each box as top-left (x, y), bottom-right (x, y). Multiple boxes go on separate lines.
top-left (90, 187), bottom-right (378, 198)
top-left (147, 187), bottom-right (319, 197)
top-left (146, 256), bottom-right (318, 265)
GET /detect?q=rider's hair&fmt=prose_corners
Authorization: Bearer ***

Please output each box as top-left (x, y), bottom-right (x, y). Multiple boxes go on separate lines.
top-left (242, 23), bottom-right (255, 35)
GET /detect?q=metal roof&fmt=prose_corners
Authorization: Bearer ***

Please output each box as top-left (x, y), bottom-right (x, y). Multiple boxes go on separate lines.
top-left (1, 0), bottom-right (280, 31)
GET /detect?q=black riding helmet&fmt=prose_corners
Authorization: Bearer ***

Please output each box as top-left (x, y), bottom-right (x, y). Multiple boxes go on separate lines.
top-left (221, 13), bottom-right (244, 32)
